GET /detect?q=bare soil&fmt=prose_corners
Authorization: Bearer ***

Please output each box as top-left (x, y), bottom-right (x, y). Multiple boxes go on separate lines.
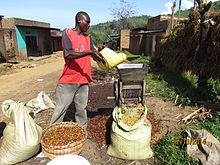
top-left (0, 51), bottom-right (195, 165)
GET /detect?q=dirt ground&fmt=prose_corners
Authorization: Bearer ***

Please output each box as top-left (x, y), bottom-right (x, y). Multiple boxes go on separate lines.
top-left (0, 51), bottom-right (196, 165)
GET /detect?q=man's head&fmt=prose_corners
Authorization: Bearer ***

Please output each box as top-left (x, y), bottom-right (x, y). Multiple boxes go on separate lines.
top-left (75, 11), bottom-right (90, 33)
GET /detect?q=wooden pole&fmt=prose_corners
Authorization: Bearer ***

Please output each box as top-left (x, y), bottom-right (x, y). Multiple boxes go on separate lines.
top-left (194, 0), bottom-right (197, 10)
top-left (170, 0), bottom-right (176, 30)
top-left (178, 0), bottom-right (182, 22)
top-left (0, 16), bottom-right (3, 29)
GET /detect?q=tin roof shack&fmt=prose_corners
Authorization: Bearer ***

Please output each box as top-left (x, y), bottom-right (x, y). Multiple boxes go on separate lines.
top-left (120, 15), bottom-right (187, 56)
top-left (120, 28), bottom-right (150, 55)
top-left (145, 15), bottom-right (187, 56)
top-left (1, 17), bottom-right (59, 60)
top-left (51, 30), bottom-right (62, 52)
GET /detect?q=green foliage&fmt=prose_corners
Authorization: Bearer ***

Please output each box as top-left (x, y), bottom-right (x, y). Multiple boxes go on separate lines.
top-left (208, 79), bottom-right (220, 95)
top-left (144, 70), bottom-right (200, 105)
top-left (174, 0), bottom-right (220, 18)
top-left (89, 0), bottom-right (220, 46)
top-left (0, 73), bottom-right (6, 76)
top-left (123, 51), bottom-right (220, 164)
top-left (155, 111), bottom-right (220, 164)
top-left (174, 9), bottom-right (192, 18)
top-left (210, 0), bottom-right (220, 11)
top-left (88, 15), bottom-right (151, 46)
top-left (88, 31), bottom-right (109, 46)
top-left (129, 54), bottom-right (151, 64)
top-left (127, 15), bottom-right (151, 29)
top-left (126, 52), bottom-right (220, 106)
top-left (154, 131), bottom-right (198, 165)
top-left (88, 21), bottom-right (115, 46)
top-left (190, 111), bottom-right (220, 141)
top-left (169, 24), bottom-right (184, 40)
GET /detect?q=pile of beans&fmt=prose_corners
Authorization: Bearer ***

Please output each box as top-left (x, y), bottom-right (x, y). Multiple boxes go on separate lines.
top-left (87, 115), bottom-right (112, 145)
top-left (42, 126), bottom-right (86, 146)
top-left (121, 106), bottom-right (144, 126)
top-left (147, 112), bottom-right (160, 135)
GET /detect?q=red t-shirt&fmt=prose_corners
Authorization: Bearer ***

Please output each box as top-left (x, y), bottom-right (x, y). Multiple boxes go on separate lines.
top-left (58, 28), bottom-right (92, 84)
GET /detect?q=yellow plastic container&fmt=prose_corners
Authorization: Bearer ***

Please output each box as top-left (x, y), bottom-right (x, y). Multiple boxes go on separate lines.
top-left (97, 48), bottom-right (127, 71)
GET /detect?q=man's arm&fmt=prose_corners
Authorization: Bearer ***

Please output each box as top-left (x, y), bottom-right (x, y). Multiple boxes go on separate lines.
top-left (62, 30), bottom-right (104, 62)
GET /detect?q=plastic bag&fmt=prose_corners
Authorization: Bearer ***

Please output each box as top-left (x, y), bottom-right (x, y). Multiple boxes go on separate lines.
top-left (26, 91), bottom-right (55, 115)
top-left (107, 106), bottom-right (153, 160)
top-left (0, 100), bottom-right (42, 165)
top-left (97, 48), bottom-right (127, 71)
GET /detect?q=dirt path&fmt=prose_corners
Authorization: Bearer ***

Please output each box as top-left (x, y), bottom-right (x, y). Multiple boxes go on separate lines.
top-left (0, 52), bottom-right (195, 165)
top-left (0, 52), bottom-right (63, 103)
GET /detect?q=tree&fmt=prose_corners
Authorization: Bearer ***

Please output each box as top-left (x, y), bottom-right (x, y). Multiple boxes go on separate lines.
top-left (110, 0), bottom-right (136, 32)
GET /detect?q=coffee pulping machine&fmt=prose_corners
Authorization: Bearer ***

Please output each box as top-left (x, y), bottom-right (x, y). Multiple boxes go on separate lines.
top-left (114, 64), bottom-right (148, 107)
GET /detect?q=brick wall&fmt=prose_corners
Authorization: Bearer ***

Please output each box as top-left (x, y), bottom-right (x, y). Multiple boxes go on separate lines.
top-left (2, 18), bottom-right (50, 29)
top-left (4, 28), bottom-right (18, 59)
top-left (0, 29), bottom-right (6, 61)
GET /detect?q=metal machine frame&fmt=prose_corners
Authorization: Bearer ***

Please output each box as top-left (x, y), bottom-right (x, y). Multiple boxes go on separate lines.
top-left (114, 64), bottom-right (148, 107)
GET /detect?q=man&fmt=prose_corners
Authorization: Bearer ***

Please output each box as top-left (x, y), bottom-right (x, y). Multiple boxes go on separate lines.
top-left (50, 11), bottom-right (104, 129)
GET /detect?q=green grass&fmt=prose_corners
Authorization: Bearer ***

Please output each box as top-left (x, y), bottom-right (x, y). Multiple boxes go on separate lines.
top-left (154, 131), bottom-right (198, 165)
top-left (144, 71), bottom-right (200, 105)
top-left (123, 52), bottom-right (220, 106)
top-left (189, 111), bottom-right (220, 141)
top-left (129, 55), bottom-right (151, 64)
top-left (119, 51), bottom-right (152, 64)
top-left (145, 70), bottom-right (220, 106)
top-left (155, 112), bottom-right (220, 165)
top-left (122, 52), bottom-right (220, 105)
top-left (0, 72), bottom-right (6, 76)
top-left (122, 51), bottom-right (220, 164)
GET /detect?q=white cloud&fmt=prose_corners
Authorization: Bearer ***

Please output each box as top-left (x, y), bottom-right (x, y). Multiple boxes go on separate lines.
top-left (181, 0), bottom-right (218, 10)
top-left (162, 1), bottom-right (173, 15)
top-left (181, 0), bottom-right (194, 10)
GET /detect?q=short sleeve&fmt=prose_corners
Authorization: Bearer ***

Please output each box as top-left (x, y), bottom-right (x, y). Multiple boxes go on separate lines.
top-left (62, 30), bottom-right (74, 57)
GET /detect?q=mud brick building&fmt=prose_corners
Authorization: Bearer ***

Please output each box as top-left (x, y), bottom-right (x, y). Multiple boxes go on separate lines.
top-left (51, 30), bottom-right (62, 52)
top-left (120, 15), bottom-right (187, 56)
top-left (0, 17), bottom-right (61, 61)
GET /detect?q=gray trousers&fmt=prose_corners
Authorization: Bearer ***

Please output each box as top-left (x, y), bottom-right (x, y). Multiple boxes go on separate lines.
top-left (50, 83), bottom-right (89, 128)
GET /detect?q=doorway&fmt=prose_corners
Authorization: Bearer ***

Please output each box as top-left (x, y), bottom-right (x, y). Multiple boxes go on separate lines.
top-left (25, 36), bottom-right (38, 56)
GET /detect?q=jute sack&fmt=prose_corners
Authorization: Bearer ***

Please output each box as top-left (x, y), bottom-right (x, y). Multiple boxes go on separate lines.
top-left (107, 106), bottom-right (153, 160)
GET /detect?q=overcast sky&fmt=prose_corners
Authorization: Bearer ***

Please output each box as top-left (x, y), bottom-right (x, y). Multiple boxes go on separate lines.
top-left (1, 0), bottom-right (219, 30)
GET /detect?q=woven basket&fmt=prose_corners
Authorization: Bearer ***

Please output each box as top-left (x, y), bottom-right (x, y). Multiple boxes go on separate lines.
top-left (41, 122), bottom-right (87, 159)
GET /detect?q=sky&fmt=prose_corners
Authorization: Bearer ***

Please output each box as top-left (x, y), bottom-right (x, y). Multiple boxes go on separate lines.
top-left (0, 0), bottom-right (219, 30)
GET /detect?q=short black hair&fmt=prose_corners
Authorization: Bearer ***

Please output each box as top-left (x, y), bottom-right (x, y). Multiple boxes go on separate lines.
top-left (75, 11), bottom-right (89, 23)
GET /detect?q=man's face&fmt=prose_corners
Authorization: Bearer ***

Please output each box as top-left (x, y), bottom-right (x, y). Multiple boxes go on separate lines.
top-left (79, 15), bottom-right (90, 33)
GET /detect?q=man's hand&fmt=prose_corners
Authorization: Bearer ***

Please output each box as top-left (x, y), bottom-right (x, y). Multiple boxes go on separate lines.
top-left (98, 45), bottom-right (106, 52)
top-left (90, 50), bottom-right (105, 63)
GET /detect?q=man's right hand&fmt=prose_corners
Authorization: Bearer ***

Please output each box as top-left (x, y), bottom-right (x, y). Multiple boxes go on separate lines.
top-left (90, 50), bottom-right (105, 63)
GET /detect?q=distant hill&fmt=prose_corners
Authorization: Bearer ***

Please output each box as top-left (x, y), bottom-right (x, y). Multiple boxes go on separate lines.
top-left (90, 15), bottom-right (151, 31)
top-left (89, 1), bottom-right (220, 46)
top-left (88, 15), bottom-right (151, 46)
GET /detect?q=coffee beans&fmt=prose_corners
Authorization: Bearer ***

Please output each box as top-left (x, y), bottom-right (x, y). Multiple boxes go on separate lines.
top-left (42, 126), bottom-right (86, 146)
